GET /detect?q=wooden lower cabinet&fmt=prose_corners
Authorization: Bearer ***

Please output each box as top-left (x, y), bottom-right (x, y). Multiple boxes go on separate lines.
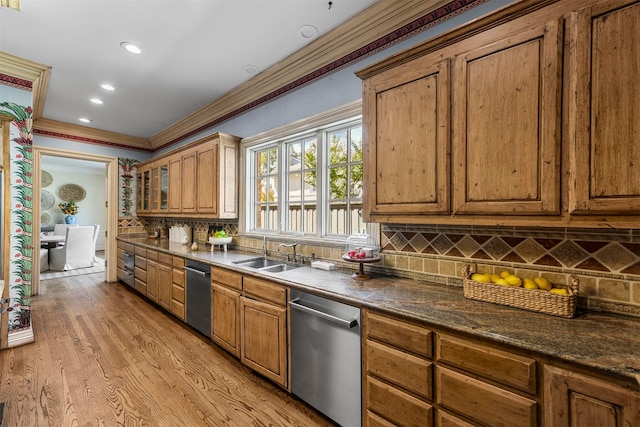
top-left (146, 259), bottom-right (158, 302)
top-left (157, 262), bottom-right (172, 310)
top-left (543, 365), bottom-right (640, 427)
top-left (211, 266), bottom-right (243, 358)
top-left (171, 257), bottom-right (185, 320)
top-left (364, 310), bottom-right (434, 427)
top-left (240, 293), bottom-right (287, 388)
top-left (436, 367), bottom-right (537, 427)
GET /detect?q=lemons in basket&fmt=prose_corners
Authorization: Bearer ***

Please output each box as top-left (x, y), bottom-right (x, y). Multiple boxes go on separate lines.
top-left (534, 276), bottom-right (552, 290)
top-left (549, 288), bottom-right (568, 295)
top-left (504, 275), bottom-right (522, 287)
top-left (523, 278), bottom-right (538, 289)
top-left (490, 274), bottom-right (502, 283)
top-left (500, 270), bottom-right (511, 279)
top-left (494, 278), bottom-right (510, 286)
top-left (471, 273), bottom-right (491, 283)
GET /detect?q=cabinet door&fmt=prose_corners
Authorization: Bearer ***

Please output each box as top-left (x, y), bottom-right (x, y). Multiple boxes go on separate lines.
top-left (452, 19), bottom-right (562, 215)
top-left (568, 2), bottom-right (640, 214)
top-left (212, 284), bottom-right (241, 358)
top-left (240, 296), bottom-right (287, 388)
top-left (168, 157), bottom-right (182, 213)
top-left (150, 164), bottom-right (159, 211)
top-left (543, 365), bottom-right (640, 427)
top-left (363, 58), bottom-right (450, 219)
top-left (157, 263), bottom-right (172, 310)
top-left (171, 265), bottom-right (185, 320)
top-left (196, 141), bottom-right (218, 214)
top-left (146, 259), bottom-right (158, 302)
top-left (181, 148), bottom-right (197, 213)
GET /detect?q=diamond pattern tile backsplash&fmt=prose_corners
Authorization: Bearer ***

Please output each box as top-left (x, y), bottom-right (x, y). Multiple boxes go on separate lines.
top-left (380, 225), bottom-right (640, 316)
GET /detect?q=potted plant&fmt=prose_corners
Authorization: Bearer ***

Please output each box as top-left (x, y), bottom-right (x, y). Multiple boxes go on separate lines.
top-left (59, 200), bottom-right (79, 224)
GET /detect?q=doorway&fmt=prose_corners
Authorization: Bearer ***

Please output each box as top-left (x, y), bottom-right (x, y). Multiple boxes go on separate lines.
top-left (32, 147), bottom-right (118, 295)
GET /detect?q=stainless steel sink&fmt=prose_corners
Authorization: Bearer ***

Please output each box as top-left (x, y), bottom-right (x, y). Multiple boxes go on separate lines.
top-left (233, 257), bottom-right (300, 273)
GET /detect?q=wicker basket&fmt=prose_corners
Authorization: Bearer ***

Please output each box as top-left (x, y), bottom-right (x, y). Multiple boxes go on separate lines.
top-left (462, 267), bottom-right (578, 318)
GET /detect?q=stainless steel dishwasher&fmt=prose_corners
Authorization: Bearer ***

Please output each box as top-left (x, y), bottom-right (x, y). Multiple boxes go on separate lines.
top-left (185, 259), bottom-right (211, 337)
top-left (290, 289), bottom-right (361, 427)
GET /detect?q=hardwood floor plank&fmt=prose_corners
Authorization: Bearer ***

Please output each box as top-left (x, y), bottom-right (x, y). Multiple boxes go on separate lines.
top-left (1, 273), bottom-right (337, 426)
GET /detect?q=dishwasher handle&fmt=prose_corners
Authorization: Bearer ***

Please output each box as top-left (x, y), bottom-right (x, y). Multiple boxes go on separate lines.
top-left (290, 298), bottom-right (358, 329)
top-left (184, 265), bottom-right (210, 277)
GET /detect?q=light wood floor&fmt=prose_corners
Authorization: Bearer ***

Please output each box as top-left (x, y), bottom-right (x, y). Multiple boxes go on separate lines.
top-left (0, 273), bottom-right (336, 426)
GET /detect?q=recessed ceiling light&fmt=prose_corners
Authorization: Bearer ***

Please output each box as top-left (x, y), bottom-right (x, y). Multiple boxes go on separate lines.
top-left (243, 65), bottom-right (260, 74)
top-left (101, 83), bottom-right (115, 91)
top-left (79, 118), bottom-right (92, 123)
top-left (297, 25), bottom-right (319, 39)
top-left (90, 98), bottom-right (104, 105)
top-left (120, 42), bottom-right (142, 54)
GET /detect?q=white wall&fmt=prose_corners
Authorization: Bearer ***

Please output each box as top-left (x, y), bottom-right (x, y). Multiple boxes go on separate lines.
top-left (40, 161), bottom-right (106, 251)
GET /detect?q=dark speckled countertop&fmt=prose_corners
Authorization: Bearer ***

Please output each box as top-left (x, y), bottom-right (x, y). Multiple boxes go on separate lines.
top-left (119, 236), bottom-right (640, 385)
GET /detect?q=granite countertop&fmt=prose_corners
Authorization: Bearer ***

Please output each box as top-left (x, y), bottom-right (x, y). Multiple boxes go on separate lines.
top-left (119, 236), bottom-right (640, 385)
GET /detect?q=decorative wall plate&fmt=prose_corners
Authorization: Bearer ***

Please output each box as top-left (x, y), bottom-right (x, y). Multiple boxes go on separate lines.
top-left (41, 170), bottom-right (53, 188)
top-left (41, 189), bottom-right (55, 210)
top-left (59, 183), bottom-right (86, 202)
top-left (41, 212), bottom-right (51, 225)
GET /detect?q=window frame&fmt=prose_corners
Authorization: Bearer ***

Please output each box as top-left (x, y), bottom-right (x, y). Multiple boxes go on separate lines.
top-left (240, 101), bottom-right (367, 242)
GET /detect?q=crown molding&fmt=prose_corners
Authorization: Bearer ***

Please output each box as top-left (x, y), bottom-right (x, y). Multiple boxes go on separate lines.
top-left (0, 51), bottom-right (51, 119)
top-left (148, 0), bottom-right (457, 149)
top-left (33, 118), bottom-right (151, 151)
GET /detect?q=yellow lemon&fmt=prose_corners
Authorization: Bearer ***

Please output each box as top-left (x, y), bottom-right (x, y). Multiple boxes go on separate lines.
top-left (471, 273), bottom-right (491, 283)
top-left (549, 288), bottom-right (568, 295)
top-left (505, 275), bottom-right (522, 287)
top-left (523, 278), bottom-right (538, 289)
top-left (534, 276), bottom-right (552, 290)
top-left (495, 278), bottom-right (510, 286)
top-left (500, 270), bottom-right (511, 279)
top-left (490, 274), bottom-right (502, 283)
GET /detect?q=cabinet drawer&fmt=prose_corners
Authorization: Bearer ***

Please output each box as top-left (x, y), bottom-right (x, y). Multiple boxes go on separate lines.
top-left (134, 256), bottom-right (147, 270)
top-left (134, 246), bottom-right (146, 257)
top-left (212, 266), bottom-right (243, 291)
top-left (172, 268), bottom-right (185, 287)
top-left (365, 311), bottom-right (433, 358)
top-left (243, 277), bottom-right (286, 306)
top-left (134, 266), bottom-right (146, 282)
top-left (117, 248), bottom-right (125, 260)
top-left (158, 252), bottom-right (172, 265)
top-left (134, 278), bottom-right (147, 294)
top-left (436, 410), bottom-right (476, 427)
top-left (436, 367), bottom-right (537, 427)
top-left (146, 249), bottom-right (158, 261)
top-left (118, 241), bottom-right (134, 253)
top-left (366, 340), bottom-right (432, 400)
top-left (172, 256), bottom-right (185, 269)
top-left (437, 333), bottom-right (536, 394)
top-left (172, 284), bottom-right (185, 303)
top-left (117, 257), bottom-right (124, 270)
top-left (367, 376), bottom-right (433, 427)
top-left (171, 299), bottom-right (185, 320)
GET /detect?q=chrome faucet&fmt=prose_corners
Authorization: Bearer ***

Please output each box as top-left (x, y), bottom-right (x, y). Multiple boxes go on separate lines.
top-left (277, 241), bottom-right (297, 262)
top-left (263, 236), bottom-right (268, 256)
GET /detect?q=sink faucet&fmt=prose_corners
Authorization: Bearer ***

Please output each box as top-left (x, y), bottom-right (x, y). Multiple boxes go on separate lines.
top-left (277, 242), bottom-right (297, 262)
top-left (263, 236), bottom-right (268, 256)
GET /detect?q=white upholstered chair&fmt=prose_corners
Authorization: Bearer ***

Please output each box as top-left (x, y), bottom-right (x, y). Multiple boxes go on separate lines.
top-left (53, 223), bottom-right (79, 235)
top-left (39, 248), bottom-right (49, 272)
top-left (92, 224), bottom-right (100, 262)
top-left (49, 226), bottom-right (95, 271)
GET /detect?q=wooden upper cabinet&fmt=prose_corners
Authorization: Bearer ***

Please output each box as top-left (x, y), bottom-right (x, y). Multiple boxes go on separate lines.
top-left (136, 132), bottom-right (239, 218)
top-left (452, 19), bottom-right (563, 215)
top-left (181, 147), bottom-right (197, 213)
top-left (168, 157), bottom-right (182, 213)
top-left (568, 1), bottom-right (640, 214)
top-left (362, 58), bottom-right (450, 219)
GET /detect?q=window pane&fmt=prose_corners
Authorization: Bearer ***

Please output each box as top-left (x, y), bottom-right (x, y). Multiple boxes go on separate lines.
top-left (350, 128), bottom-right (363, 162)
top-left (268, 176), bottom-right (278, 202)
top-left (350, 163), bottom-right (363, 198)
top-left (304, 138), bottom-right (317, 169)
top-left (268, 148), bottom-right (278, 173)
top-left (329, 130), bottom-right (348, 166)
top-left (288, 172), bottom-right (302, 202)
top-left (329, 166), bottom-right (347, 200)
top-left (288, 143), bottom-right (302, 168)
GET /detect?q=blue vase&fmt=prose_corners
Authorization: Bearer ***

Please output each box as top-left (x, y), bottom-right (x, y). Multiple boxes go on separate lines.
top-left (65, 215), bottom-right (77, 224)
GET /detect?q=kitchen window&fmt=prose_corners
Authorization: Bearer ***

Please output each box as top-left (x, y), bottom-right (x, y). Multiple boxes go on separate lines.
top-left (245, 104), bottom-right (365, 239)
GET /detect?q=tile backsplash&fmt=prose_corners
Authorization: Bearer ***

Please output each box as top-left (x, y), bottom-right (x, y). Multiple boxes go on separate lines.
top-left (119, 217), bottom-right (640, 318)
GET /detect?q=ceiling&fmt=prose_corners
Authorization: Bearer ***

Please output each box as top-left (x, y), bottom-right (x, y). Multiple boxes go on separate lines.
top-left (0, 0), bottom-right (376, 141)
